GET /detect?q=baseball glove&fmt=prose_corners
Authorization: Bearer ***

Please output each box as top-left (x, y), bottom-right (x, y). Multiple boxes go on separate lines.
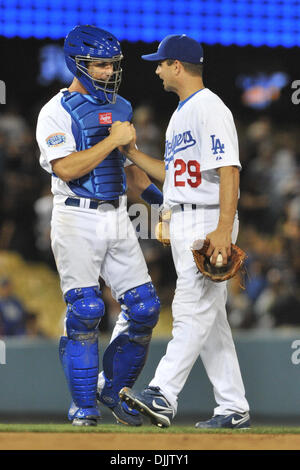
top-left (191, 239), bottom-right (247, 282)
top-left (155, 210), bottom-right (171, 246)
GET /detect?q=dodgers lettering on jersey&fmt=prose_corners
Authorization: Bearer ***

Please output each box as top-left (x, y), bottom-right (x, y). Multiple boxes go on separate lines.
top-left (165, 130), bottom-right (196, 170)
top-left (163, 88), bottom-right (241, 208)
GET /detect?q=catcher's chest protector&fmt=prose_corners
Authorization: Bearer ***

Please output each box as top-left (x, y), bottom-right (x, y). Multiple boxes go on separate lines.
top-left (60, 90), bottom-right (130, 200)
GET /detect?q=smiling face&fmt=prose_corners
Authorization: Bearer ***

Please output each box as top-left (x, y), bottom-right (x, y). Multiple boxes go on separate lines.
top-left (87, 60), bottom-right (115, 82)
top-left (81, 57), bottom-right (122, 102)
top-left (155, 60), bottom-right (178, 93)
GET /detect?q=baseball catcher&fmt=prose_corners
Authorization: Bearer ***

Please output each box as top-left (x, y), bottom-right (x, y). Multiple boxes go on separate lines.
top-left (36, 25), bottom-right (163, 427)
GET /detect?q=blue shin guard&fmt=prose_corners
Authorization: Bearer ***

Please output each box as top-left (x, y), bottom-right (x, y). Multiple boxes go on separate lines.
top-left (99, 333), bottom-right (149, 407)
top-left (65, 334), bottom-right (99, 408)
top-left (59, 334), bottom-right (101, 420)
top-left (99, 282), bottom-right (160, 408)
top-left (59, 286), bottom-right (104, 421)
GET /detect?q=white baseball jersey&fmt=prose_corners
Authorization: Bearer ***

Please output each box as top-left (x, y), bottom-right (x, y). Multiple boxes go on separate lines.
top-left (36, 88), bottom-right (132, 199)
top-left (148, 88), bottom-right (249, 417)
top-left (163, 88), bottom-right (241, 208)
top-left (36, 89), bottom-right (150, 298)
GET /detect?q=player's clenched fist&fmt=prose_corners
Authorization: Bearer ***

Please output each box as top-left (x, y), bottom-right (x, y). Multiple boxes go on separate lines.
top-left (118, 124), bottom-right (137, 156)
top-left (109, 121), bottom-right (135, 146)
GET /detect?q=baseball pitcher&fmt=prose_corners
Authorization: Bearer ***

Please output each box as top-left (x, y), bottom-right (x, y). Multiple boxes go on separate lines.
top-left (119, 34), bottom-right (250, 429)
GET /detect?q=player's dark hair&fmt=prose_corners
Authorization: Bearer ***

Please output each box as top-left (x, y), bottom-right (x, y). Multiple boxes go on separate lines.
top-left (166, 59), bottom-right (203, 77)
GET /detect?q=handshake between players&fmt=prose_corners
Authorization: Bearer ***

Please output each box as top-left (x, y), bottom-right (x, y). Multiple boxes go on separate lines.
top-left (109, 120), bottom-right (137, 150)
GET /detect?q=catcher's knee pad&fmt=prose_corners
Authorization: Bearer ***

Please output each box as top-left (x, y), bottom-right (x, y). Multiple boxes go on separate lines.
top-left (65, 286), bottom-right (105, 339)
top-left (120, 282), bottom-right (160, 344)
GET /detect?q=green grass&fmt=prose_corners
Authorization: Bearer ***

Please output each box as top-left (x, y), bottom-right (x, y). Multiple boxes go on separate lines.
top-left (0, 423), bottom-right (300, 434)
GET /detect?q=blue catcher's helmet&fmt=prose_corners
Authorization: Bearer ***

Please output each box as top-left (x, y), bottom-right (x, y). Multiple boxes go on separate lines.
top-left (64, 25), bottom-right (123, 103)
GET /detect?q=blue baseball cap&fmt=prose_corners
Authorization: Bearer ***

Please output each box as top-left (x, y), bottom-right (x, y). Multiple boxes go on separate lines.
top-left (141, 34), bottom-right (204, 64)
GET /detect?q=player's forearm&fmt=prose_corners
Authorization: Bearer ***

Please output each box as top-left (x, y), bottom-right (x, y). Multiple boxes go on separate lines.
top-left (125, 164), bottom-right (163, 206)
top-left (126, 148), bottom-right (165, 183)
top-left (52, 135), bottom-right (118, 182)
top-left (217, 166), bottom-right (240, 233)
top-left (125, 164), bottom-right (152, 196)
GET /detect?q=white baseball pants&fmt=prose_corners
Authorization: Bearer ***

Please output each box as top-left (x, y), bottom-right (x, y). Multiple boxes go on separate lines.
top-left (51, 195), bottom-right (151, 300)
top-left (149, 205), bottom-right (249, 416)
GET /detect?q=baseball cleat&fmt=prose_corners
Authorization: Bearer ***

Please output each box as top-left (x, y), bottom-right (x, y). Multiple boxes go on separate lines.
top-left (195, 412), bottom-right (251, 429)
top-left (119, 386), bottom-right (173, 428)
top-left (97, 391), bottom-right (143, 426)
top-left (68, 401), bottom-right (101, 426)
top-left (72, 417), bottom-right (98, 426)
top-left (111, 401), bottom-right (143, 426)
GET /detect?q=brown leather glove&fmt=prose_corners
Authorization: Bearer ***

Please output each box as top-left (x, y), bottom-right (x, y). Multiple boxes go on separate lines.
top-left (155, 210), bottom-right (171, 246)
top-left (191, 239), bottom-right (247, 282)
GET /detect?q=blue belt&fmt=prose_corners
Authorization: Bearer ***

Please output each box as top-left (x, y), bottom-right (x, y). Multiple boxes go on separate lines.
top-left (65, 197), bottom-right (120, 209)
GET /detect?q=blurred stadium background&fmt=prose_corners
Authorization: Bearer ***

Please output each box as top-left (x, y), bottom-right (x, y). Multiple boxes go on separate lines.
top-left (0, 0), bottom-right (300, 424)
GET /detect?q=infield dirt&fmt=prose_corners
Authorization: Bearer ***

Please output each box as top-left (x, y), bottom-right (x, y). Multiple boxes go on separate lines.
top-left (0, 432), bottom-right (299, 450)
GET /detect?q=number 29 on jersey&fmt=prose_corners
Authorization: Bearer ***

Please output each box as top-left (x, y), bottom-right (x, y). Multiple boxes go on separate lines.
top-left (174, 159), bottom-right (201, 188)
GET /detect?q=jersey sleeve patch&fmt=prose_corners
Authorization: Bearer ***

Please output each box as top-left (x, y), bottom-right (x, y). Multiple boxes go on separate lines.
top-left (46, 132), bottom-right (67, 147)
top-left (210, 134), bottom-right (225, 161)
